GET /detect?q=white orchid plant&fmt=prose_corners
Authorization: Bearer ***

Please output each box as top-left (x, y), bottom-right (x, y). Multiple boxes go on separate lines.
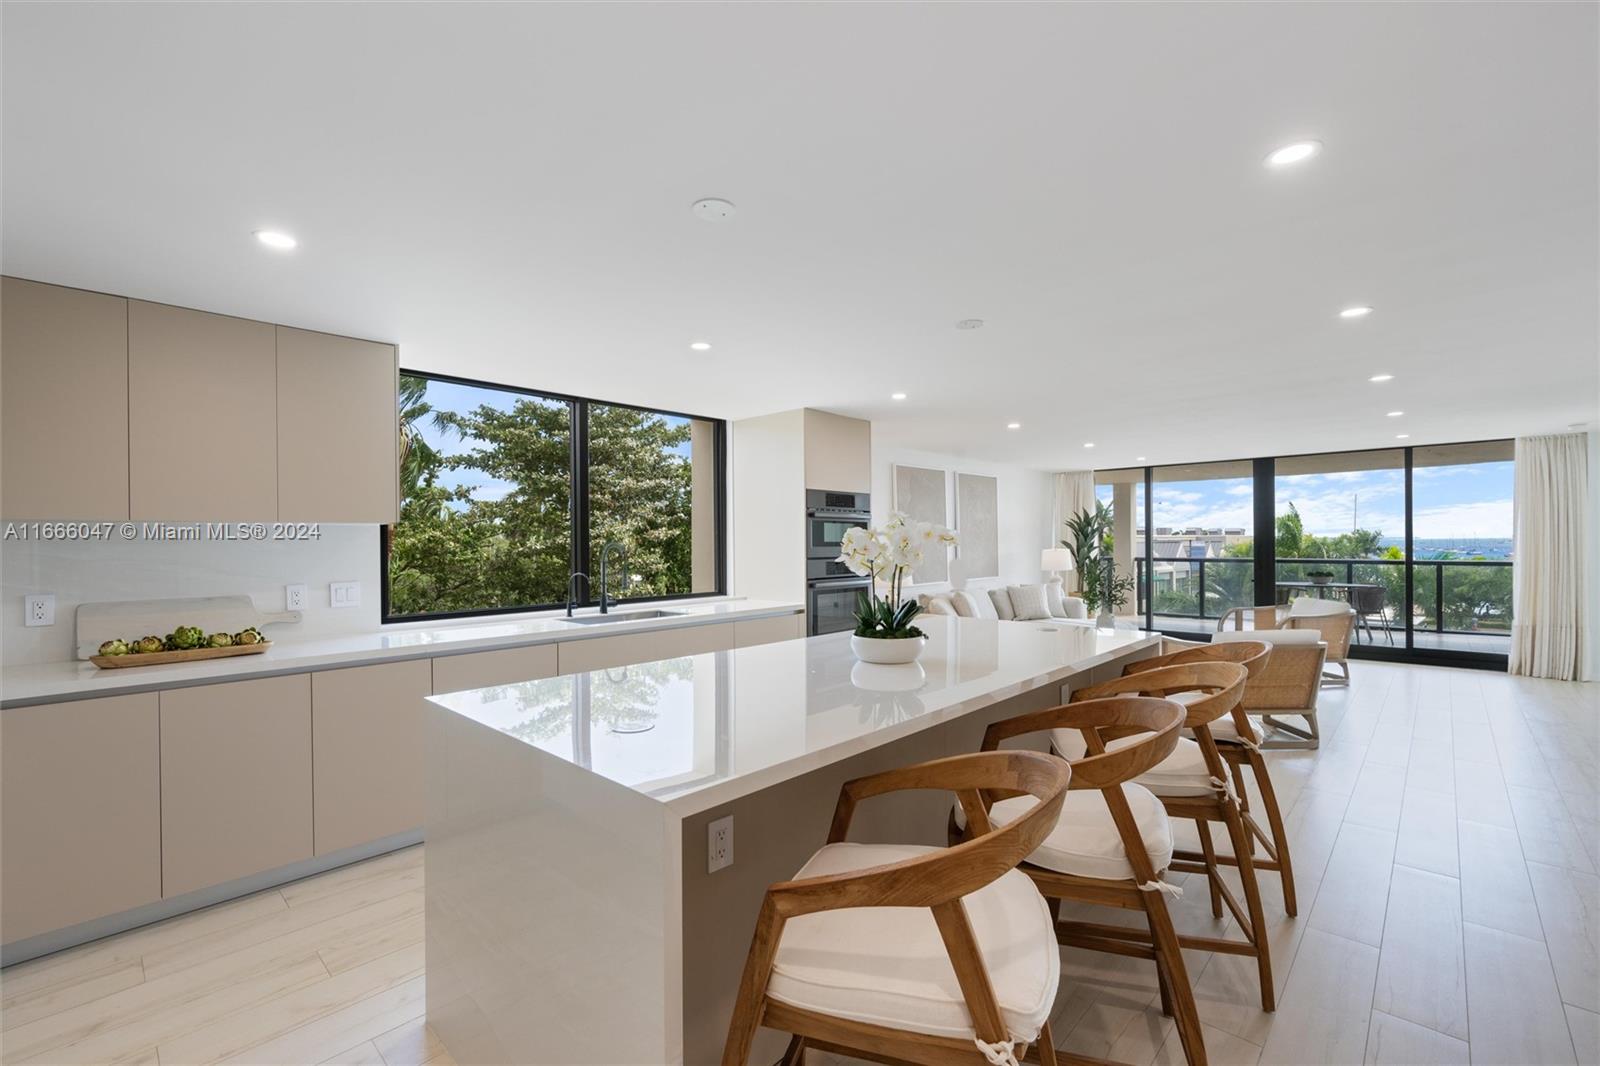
top-left (837, 513), bottom-right (958, 639)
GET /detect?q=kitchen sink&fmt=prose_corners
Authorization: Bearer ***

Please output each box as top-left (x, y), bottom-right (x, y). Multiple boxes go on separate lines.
top-left (559, 609), bottom-right (686, 626)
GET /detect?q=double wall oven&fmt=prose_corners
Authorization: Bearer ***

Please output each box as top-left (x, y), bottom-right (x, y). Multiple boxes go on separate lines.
top-left (806, 490), bottom-right (871, 636)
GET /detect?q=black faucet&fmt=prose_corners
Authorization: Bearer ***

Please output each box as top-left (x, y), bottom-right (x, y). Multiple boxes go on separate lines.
top-left (566, 572), bottom-right (590, 618)
top-left (598, 541), bottom-right (628, 614)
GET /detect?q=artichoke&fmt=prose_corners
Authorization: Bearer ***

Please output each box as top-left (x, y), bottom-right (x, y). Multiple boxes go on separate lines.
top-left (97, 638), bottom-right (129, 656)
top-left (233, 627), bottom-right (263, 646)
top-left (133, 635), bottom-right (165, 654)
top-left (170, 625), bottom-right (205, 650)
top-left (207, 632), bottom-right (233, 648)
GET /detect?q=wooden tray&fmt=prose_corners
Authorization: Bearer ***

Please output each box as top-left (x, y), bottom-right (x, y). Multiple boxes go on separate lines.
top-left (90, 642), bottom-right (272, 669)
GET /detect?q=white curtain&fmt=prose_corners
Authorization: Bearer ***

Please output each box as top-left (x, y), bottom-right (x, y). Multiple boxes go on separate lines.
top-left (1510, 433), bottom-right (1591, 680)
top-left (1050, 470), bottom-right (1096, 548)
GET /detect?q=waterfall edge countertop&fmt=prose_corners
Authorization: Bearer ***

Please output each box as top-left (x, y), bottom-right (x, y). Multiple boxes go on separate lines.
top-left (0, 598), bottom-right (803, 707)
top-left (426, 615), bottom-right (1160, 817)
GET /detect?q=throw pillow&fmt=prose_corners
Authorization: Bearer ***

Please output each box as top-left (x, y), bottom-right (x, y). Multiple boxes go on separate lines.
top-left (962, 590), bottom-right (999, 620)
top-left (1007, 583), bottom-right (1052, 621)
top-left (1044, 579), bottom-right (1067, 618)
top-left (986, 587), bottom-right (1016, 621)
top-left (923, 594), bottom-right (957, 616)
top-left (949, 590), bottom-right (980, 618)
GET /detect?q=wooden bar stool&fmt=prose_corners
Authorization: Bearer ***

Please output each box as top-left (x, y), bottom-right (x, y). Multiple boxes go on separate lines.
top-left (1122, 639), bottom-right (1299, 915)
top-left (972, 695), bottom-right (1209, 1065)
top-left (722, 750), bottom-right (1073, 1066)
top-left (1065, 663), bottom-right (1277, 1013)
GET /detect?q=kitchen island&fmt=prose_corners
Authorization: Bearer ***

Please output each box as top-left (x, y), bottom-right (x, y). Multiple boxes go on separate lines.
top-left (423, 616), bottom-right (1161, 1065)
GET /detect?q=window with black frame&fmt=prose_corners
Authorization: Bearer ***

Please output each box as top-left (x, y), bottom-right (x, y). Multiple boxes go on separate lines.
top-left (385, 372), bottom-right (723, 621)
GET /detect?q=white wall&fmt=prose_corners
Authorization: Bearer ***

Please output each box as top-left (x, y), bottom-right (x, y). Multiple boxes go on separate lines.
top-left (1, 526), bottom-right (381, 666)
top-left (869, 426), bottom-right (1055, 595)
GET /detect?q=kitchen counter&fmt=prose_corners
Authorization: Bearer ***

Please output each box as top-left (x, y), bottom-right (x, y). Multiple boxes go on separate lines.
top-left (428, 615), bottom-right (1157, 817)
top-left (422, 616), bottom-right (1161, 1065)
top-left (0, 598), bottom-right (803, 707)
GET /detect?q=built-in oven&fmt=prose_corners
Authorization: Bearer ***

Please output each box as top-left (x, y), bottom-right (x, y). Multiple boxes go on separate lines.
top-left (806, 489), bottom-right (871, 561)
top-left (807, 573), bottom-right (871, 636)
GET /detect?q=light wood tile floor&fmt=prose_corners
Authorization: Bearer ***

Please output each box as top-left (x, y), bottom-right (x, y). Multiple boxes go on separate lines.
top-left (1, 661), bottom-right (1594, 1065)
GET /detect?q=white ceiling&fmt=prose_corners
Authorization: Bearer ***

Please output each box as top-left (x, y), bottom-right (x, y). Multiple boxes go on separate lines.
top-left (4, 3), bottom-right (1596, 471)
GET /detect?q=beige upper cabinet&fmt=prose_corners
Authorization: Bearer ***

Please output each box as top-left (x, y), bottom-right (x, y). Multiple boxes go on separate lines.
top-left (277, 326), bottom-right (398, 523)
top-left (1, 278), bottom-right (131, 519)
top-left (1, 693), bottom-right (162, 944)
top-left (803, 409), bottom-right (871, 492)
top-left (128, 301), bottom-right (278, 520)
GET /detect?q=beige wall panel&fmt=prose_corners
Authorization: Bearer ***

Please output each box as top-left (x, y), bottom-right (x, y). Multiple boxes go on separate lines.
top-left (160, 674), bottom-right (313, 896)
top-left (556, 623), bottom-right (736, 675)
top-left (311, 659), bottom-right (433, 855)
top-left (803, 408), bottom-right (871, 493)
top-left (431, 644), bottom-right (558, 694)
top-left (1, 278), bottom-right (131, 519)
top-left (1, 693), bottom-right (161, 943)
top-left (276, 327), bottom-right (398, 523)
top-left (128, 301), bottom-right (277, 520)
top-left (732, 613), bottom-right (805, 648)
top-left (731, 409), bottom-right (806, 603)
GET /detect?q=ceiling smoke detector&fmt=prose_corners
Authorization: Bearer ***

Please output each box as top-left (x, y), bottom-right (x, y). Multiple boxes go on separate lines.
top-left (691, 198), bottom-right (736, 222)
top-left (956, 319), bottom-right (985, 331)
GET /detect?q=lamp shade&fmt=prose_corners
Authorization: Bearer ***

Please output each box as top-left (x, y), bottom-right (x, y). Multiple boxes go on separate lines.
top-left (1041, 548), bottom-right (1074, 573)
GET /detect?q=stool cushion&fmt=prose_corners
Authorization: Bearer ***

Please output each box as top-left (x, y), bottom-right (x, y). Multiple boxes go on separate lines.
top-left (966, 784), bottom-right (1173, 882)
top-left (1165, 690), bottom-right (1264, 746)
top-left (766, 842), bottom-right (1059, 1043)
top-left (1050, 729), bottom-right (1218, 797)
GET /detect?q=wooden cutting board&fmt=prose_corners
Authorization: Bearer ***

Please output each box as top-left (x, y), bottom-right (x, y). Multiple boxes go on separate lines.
top-left (90, 642), bottom-right (272, 668)
top-left (75, 596), bottom-right (301, 660)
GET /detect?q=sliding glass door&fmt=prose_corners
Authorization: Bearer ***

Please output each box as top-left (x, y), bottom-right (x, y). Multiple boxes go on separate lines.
top-left (1122, 440), bottom-right (1512, 668)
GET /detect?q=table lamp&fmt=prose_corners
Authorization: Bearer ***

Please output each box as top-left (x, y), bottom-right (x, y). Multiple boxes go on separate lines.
top-left (1041, 548), bottom-right (1074, 583)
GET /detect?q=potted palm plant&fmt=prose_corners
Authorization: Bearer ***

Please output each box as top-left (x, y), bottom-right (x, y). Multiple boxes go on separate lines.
top-left (837, 514), bottom-right (958, 664)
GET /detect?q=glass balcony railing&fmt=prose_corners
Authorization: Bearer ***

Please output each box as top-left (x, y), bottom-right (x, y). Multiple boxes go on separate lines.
top-left (1133, 556), bottom-right (1513, 639)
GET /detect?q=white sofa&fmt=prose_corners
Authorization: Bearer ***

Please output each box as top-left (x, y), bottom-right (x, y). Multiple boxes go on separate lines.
top-left (918, 581), bottom-right (1087, 624)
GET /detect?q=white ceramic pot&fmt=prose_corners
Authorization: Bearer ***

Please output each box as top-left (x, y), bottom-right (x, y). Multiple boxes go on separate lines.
top-left (850, 634), bottom-right (926, 665)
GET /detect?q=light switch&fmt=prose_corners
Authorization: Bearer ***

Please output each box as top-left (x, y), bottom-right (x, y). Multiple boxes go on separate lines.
top-left (330, 581), bottom-right (361, 608)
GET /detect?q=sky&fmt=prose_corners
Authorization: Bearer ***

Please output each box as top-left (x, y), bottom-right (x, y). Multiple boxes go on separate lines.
top-left (1098, 461), bottom-right (1514, 543)
top-left (409, 377), bottom-right (692, 505)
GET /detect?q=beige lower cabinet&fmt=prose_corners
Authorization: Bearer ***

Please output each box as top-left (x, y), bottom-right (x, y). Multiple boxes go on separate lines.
top-left (1, 693), bottom-right (161, 943)
top-left (160, 675), bottom-right (313, 897)
top-left (431, 644), bottom-right (558, 694)
top-left (311, 659), bottom-right (434, 855)
top-left (733, 613), bottom-right (805, 648)
top-left (557, 623), bottom-right (737, 675)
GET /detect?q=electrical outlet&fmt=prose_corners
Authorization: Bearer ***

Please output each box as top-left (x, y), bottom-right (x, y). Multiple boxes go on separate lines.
top-left (24, 594), bottom-right (55, 627)
top-left (329, 581), bottom-right (361, 608)
top-left (285, 584), bottom-right (307, 611)
top-left (708, 815), bottom-right (733, 873)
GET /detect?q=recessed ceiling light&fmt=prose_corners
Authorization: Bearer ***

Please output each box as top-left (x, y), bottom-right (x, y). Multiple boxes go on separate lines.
top-left (1083, 442), bottom-right (1095, 449)
top-left (1006, 422), bottom-right (1021, 430)
top-left (690, 198), bottom-right (736, 222)
top-left (254, 230), bottom-right (297, 250)
top-left (956, 319), bottom-right (985, 331)
top-left (1339, 306), bottom-right (1374, 319)
top-left (1396, 434), bottom-right (1410, 439)
top-left (890, 392), bottom-right (907, 400)
top-left (1386, 410), bottom-right (1405, 417)
top-left (1265, 140), bottom-right (1322, 168)
top-left (1136, 456), bottom-right (1147, 462)
top-left (689, 341), bottom-right (712, 351)
top-left (1369, 373), bottom-right (1394, 382)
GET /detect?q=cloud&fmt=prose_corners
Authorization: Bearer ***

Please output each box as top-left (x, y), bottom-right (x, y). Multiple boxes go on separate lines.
top-left (1225, 484), bottom-right (1254, 496)
top-left (1412, 499), bottom-right (1513, 540)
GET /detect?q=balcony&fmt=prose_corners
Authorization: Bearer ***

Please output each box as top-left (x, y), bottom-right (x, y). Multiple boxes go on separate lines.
top-left (1132, 556), bottom-right (1512, 655)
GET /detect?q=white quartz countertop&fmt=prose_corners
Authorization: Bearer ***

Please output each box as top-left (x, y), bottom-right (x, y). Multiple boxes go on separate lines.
top-left (427, 616), bottom-right (1160, 816)
top-left (0, 598), bottom-right (803, 707)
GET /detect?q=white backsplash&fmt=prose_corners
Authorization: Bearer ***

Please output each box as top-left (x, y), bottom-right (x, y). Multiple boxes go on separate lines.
top-left (1, 526), bottom-right (382, 666)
